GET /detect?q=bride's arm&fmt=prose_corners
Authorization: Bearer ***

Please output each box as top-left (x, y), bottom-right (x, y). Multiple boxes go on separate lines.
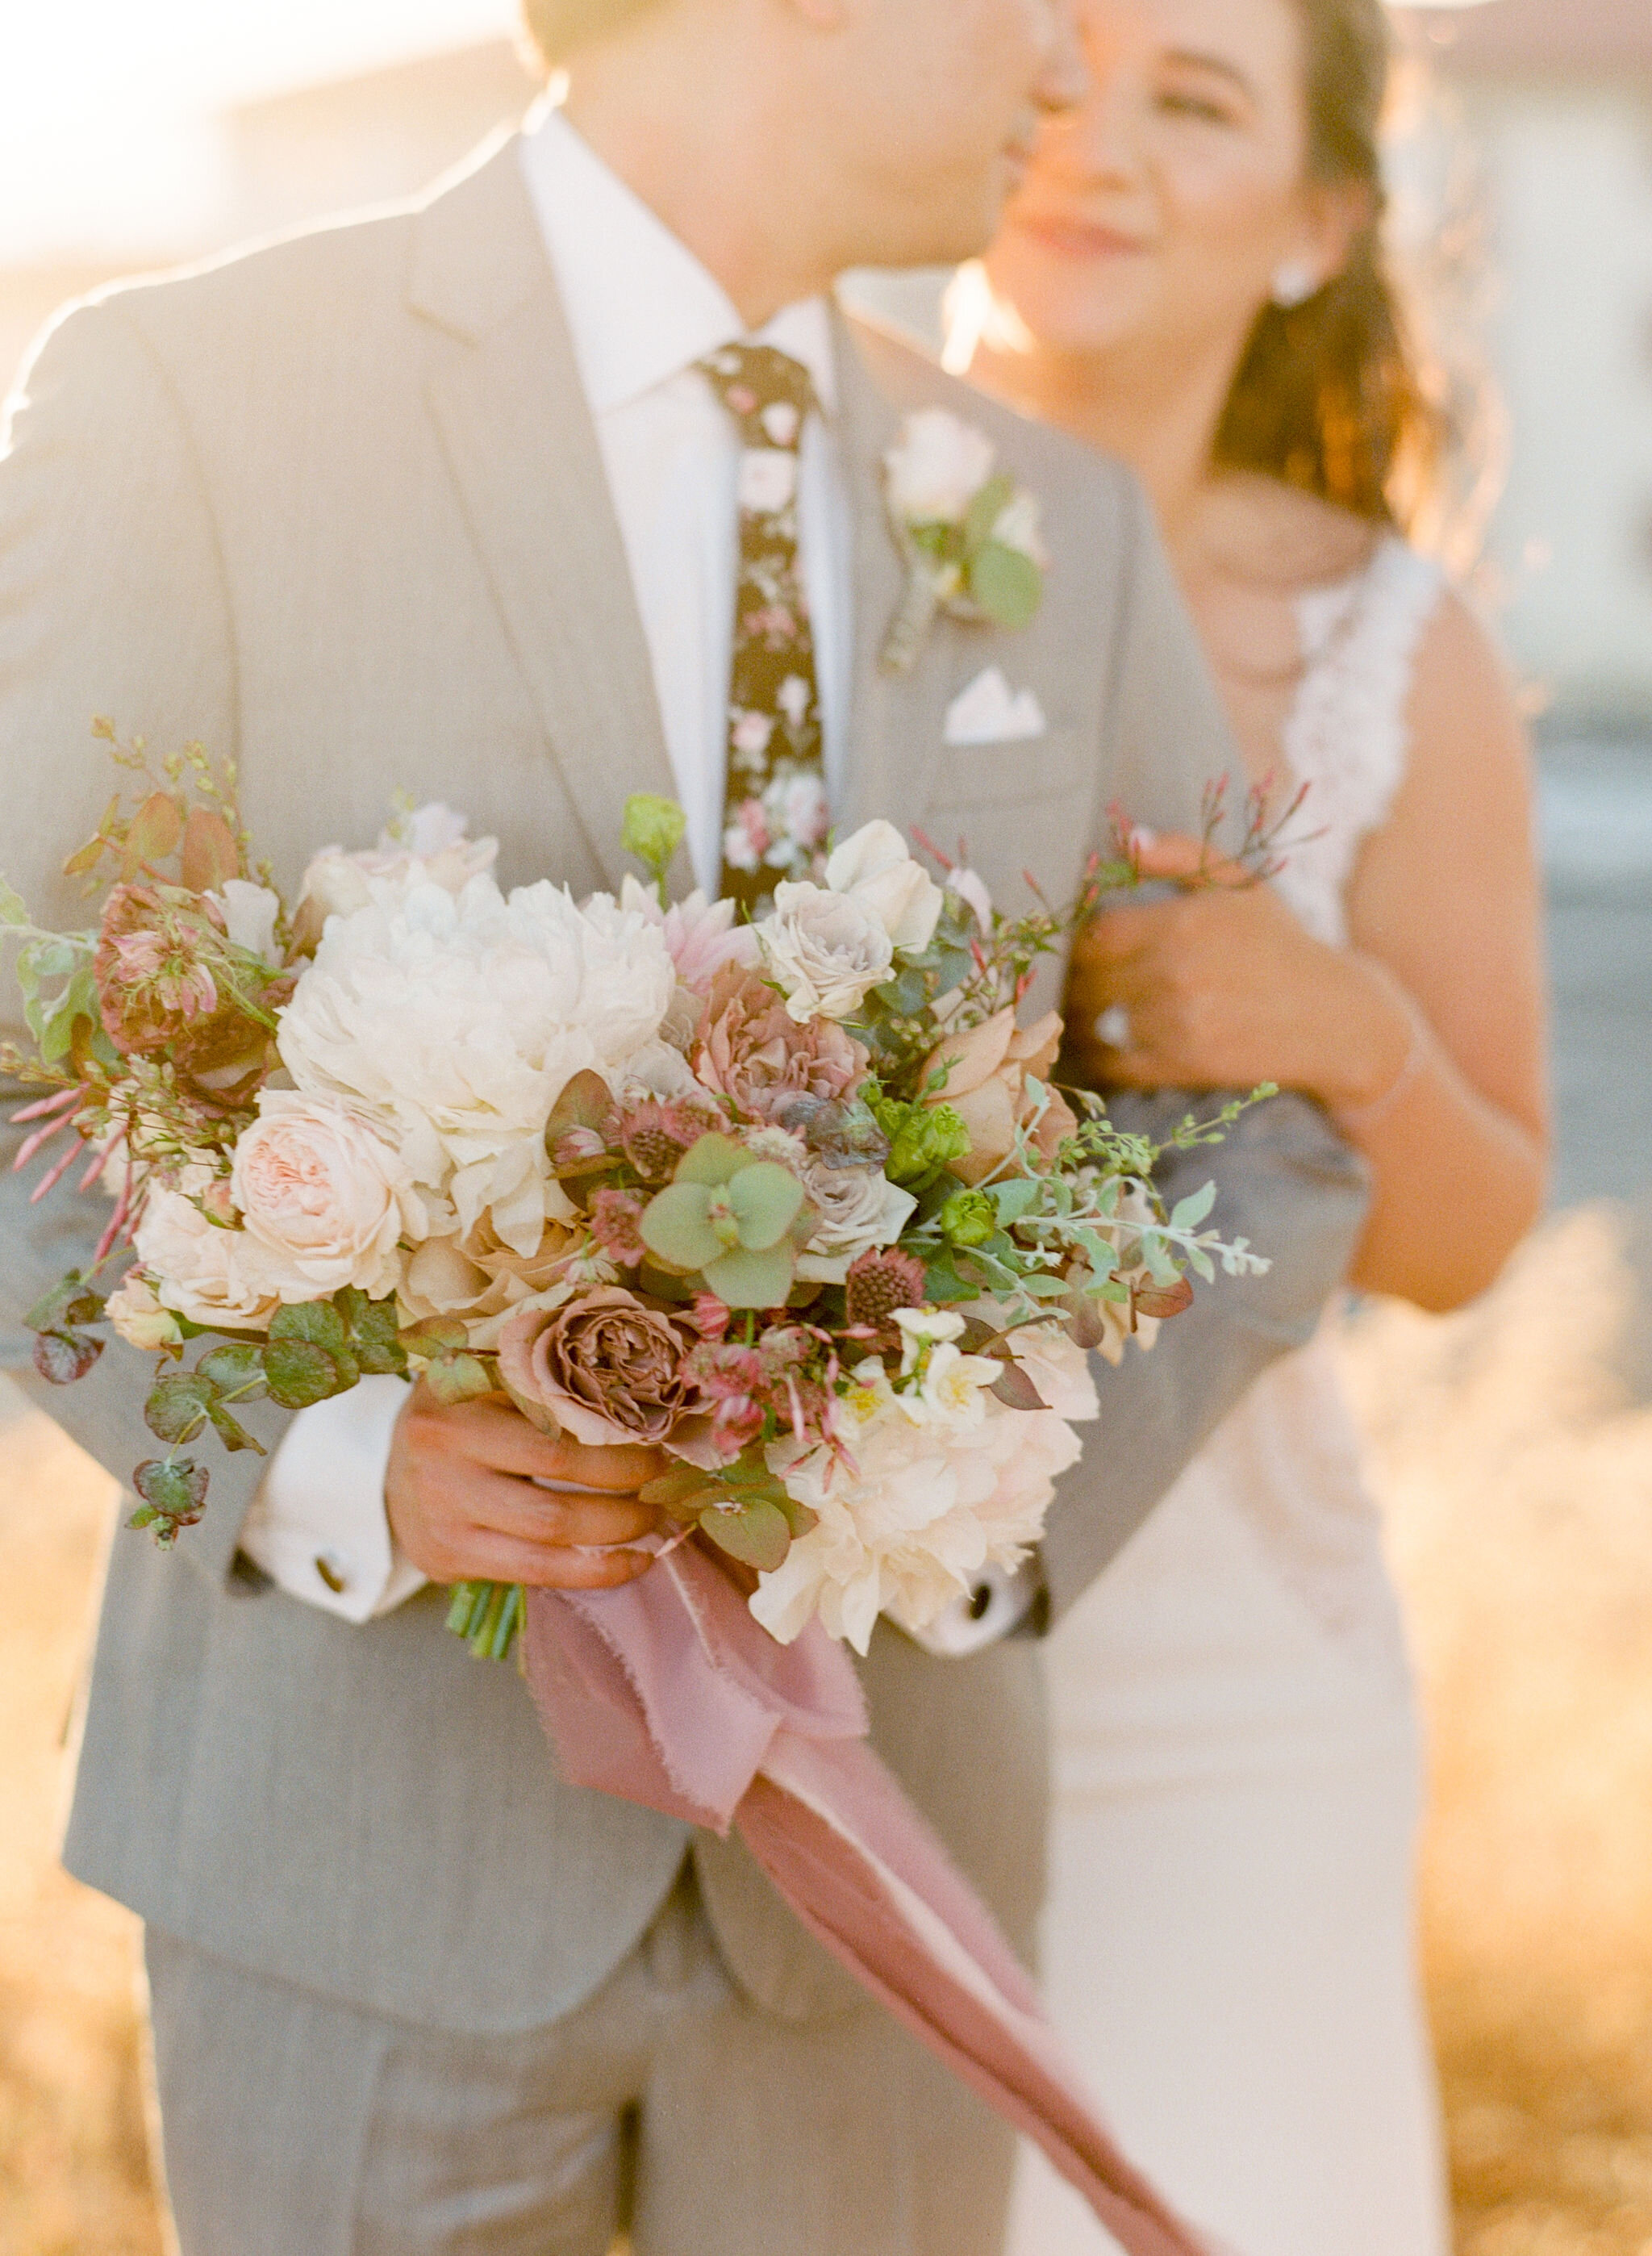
top-left (1066, 591), bottom-right (1549, 1314)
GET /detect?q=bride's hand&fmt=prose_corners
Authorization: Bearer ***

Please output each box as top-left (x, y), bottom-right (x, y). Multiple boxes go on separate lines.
top-left (386, 1383), bottom-right (665, 1590)
top-left (1064, 832), bottom-right (1412, 1109)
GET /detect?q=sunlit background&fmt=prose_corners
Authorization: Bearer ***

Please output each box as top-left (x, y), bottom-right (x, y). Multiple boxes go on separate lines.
top-left (2, 4), bottom-right (1652, 2252)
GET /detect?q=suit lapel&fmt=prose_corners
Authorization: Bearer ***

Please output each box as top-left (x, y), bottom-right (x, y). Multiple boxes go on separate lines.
top-left (832, 304), bottom-right (961, 846)
top-left (411, 139), bottom-right (686, 895)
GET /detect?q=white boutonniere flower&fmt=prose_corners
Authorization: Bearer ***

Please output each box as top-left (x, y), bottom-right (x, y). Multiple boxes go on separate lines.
top-left (880, 408), bottom-right (1049, 674)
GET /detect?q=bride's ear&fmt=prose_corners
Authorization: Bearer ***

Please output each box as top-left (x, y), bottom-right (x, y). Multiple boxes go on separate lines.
top-left (1275, 176), bottom-right (1375, 304)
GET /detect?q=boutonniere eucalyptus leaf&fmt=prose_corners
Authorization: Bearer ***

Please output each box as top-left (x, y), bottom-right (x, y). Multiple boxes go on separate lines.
top-left (880, 408), bottom-right (1049, 675)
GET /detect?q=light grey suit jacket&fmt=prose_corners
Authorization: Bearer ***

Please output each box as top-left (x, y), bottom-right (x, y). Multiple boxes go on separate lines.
top-left (0, 135), bottom-right (1366, 2032)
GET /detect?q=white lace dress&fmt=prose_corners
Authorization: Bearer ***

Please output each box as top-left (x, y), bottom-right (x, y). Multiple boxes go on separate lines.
top-left (1008, 538), bottom-right (1454, 2256)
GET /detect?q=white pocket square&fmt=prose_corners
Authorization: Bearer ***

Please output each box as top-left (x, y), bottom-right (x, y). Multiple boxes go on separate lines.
top-left (943, 666), bottom-right (1047, 749)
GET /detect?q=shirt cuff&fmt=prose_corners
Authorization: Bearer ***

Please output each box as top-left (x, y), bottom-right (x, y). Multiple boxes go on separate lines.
top-left (900, 1558), bottom-right (1043, 1658)
top-left (237, 1374), bottom-right (427, 1624)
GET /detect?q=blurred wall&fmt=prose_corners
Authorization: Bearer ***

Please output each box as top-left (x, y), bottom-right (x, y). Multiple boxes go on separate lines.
top-left (1425, 2), bottom-right (1652, 727)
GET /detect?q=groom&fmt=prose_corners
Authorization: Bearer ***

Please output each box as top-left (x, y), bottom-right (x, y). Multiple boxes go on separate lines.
top-left (0, 0), bottom-right (1367, 2249)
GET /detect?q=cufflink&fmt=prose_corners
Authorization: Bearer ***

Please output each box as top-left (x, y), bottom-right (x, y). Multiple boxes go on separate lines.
top-left (314, 1552), bottom-right (348, 1594)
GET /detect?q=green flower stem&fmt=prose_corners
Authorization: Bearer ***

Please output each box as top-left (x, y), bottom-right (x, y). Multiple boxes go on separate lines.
top-left (444, 1578), bottom-right (527, 1664)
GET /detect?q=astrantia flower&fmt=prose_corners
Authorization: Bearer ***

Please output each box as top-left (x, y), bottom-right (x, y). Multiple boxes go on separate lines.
top-left (275, 872), bottom-right (674, 1253)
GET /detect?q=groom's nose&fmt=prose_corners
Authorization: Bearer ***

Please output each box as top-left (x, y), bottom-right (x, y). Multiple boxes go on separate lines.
top-left (1034, 0), bottom-right (1091, 116)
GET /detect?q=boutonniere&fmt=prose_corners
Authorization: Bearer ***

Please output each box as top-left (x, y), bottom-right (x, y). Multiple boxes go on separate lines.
top-left (880, 408), bottom-right (1049, 675)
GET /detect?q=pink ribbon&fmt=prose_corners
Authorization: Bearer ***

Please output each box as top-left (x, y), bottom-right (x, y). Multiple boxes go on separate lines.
top-left (522, 1546), bottom-right (1212, 2254)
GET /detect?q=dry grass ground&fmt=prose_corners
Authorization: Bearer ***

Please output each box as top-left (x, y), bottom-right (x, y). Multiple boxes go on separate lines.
top-left (3, 1201), bottom-right (1652, 2254)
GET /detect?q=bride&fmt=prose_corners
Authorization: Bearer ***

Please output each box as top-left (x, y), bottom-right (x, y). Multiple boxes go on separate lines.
top-left (958, 0), bottom-right (1549, 2249)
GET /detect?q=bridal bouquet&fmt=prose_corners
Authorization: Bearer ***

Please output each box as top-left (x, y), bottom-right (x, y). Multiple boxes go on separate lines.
top-left (4, 729), bottom-right (1266, 1658)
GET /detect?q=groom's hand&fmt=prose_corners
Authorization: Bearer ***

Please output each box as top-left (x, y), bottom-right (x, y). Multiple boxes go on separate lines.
top-left (386, 1385), bottom-right (665, 1590)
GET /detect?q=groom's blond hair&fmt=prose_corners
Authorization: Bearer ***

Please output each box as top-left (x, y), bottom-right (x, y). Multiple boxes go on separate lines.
top-left (521, 0), bottom-right (661, 63)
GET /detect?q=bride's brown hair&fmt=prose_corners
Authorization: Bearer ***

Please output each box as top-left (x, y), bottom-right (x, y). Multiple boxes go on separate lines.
top-left (1212, 0), bottom-right (1441, 530)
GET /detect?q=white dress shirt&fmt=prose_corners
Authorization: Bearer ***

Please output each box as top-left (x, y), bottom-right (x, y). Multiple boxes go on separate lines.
top-left (239, 105), bottom-right (853, 1618)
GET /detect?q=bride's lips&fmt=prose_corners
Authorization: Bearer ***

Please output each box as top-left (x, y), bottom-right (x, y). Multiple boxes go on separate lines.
top-left (1014, 213), bottom-right (1153, 263)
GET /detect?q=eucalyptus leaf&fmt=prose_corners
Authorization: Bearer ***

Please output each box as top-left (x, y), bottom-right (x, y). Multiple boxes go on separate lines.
top-left (703, 1243), bottom-right (795, 1310)
top-left (968, 541), bottom-right (1042, 633)
top-left (700, 1498), bottom-right (792, 1574)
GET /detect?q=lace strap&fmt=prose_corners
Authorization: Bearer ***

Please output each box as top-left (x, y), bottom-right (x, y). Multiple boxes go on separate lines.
top-left (1275, 539), bottom-right (1447, 944)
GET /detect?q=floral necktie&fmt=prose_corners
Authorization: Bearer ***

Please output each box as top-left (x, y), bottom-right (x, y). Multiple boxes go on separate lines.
top-left (698, 342), bottom-right (828, 913)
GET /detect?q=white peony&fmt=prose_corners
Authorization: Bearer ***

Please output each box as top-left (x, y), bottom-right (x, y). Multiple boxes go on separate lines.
top-left (824, 821), bottom-right (945, 954)
top-left (211, 879), bottom-right (283, 966)
top-left (136, 1181), bottom-right (283, 1331)
top-left (794, 1159), bottom-right (917, 1285)
top-left (231, 1092), bottom-right (426, 1301)
top-left (276, 871), bottom-right (674, 1253)
top-left (751, 1361), bottom-right (1081, 1653)
top-left (885, 407), bottom-right (997, 525)
top-left (756, 882), bottom-right (893, 1024)
top-left (298, 804), bottom-right (499, 928)
top-left (105, 1270), bottom-right (184, 1352)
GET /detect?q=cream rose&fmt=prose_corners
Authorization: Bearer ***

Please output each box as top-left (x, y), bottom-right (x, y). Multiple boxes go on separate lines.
top-left (824, 821), bottom-right (945, 954)
top-left (231, 1092), bottom-right (425, 1300)
top-left (793, 1159), bottom-right (918, 1285)
top-left (757, 882), bottom-right (893, 1024)
top-left (885, 407), bottom-right (997, 524)
top-left (135, 1184), bottom-right (282, 1331)
top-left (104, 1270), bottom-right (184, 1352)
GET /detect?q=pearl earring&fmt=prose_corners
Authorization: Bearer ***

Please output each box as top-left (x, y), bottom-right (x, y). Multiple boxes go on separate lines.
top-left (1270, 259), bottom-right (1320, 309)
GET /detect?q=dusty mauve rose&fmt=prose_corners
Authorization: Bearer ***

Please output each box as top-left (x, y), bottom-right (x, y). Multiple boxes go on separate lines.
top-left (923, 1009), bottom-right (1078, 1186)
top-left (693, 966), bottom-right (866, 1123)
top-left (496, 1285), bottom-right (702, 1448)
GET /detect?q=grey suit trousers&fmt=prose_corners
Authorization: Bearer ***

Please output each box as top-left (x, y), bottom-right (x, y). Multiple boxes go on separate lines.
top-left (144, 1865), bottom-right (1016, 2256)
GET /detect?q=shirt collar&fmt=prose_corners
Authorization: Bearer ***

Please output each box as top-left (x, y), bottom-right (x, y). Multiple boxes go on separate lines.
top-left (518, 103), bottom-right (836, 421)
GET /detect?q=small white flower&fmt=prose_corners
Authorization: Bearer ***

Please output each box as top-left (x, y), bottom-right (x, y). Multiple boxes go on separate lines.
top-left (211, 879), bottom-right (282, 967)
top-left (824, 820), bottom-right (945, 954)
top-left (764, 770), bottom-right (830, 860)
top-left (949, 867), bottom-right (994, 931)
top-left (739, 449), bottom-right (799, 515)
top-left (893, 1306), bottom-right (967, 1368)
top-left (905, 1339), bottom-right (1000, 1431)
top-left (885, 407), bottom-right (998, 524)
top-left (776, 675), bottom-right (812, 729)
top-left (991, 489), bottom-right (1050, 568)
top-left (756, 881), bottom-right (893, 1023)
top-left (732, 710), bottom-right (775, 762)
